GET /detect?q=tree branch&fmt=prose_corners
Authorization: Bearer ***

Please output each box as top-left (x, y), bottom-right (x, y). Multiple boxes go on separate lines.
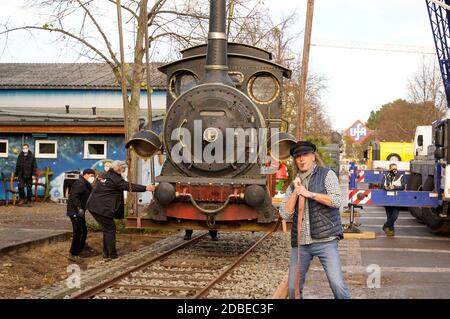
top-left (0, 25), bottom-right (115, 69)
top-left (108, 0), bottom-right (139, 19)
top-left (75, 0), bottom-right (120, 66)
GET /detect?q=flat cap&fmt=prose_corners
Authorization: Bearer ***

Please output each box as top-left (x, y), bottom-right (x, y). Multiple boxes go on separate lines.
top-left (290, 141), bottom-right (317, 158)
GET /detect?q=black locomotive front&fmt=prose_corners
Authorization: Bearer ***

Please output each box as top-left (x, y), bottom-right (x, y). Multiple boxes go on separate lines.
top-left (126, 0), bottom-right (295, 231)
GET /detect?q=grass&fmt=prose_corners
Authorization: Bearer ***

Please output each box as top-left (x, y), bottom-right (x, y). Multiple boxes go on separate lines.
top-left (86, 217), bottom-right (170, 234)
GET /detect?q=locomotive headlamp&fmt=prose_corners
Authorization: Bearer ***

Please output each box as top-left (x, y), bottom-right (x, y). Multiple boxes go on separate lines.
top-left (269, 132), bottom-right (297, 162)
top-left (125, 130), bottom-right (162, 159)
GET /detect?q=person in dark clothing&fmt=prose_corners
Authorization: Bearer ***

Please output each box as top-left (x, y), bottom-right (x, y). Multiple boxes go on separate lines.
top-left (15, 143), bottom-right (37, 207)
top-left (380, 163), bottom-right (406, 236)
top-left (86, 160), bottom-right (155, 259)
top-left (184, 229), bottom-right (219, 241)
top-left (66, 169), bottom-right (96, 258)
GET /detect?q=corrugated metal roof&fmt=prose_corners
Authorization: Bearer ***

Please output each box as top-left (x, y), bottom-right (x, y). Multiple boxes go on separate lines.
top-left (0, 63), bottom-right (167, 90)
top-left (0, 107), bottom-right (166, 126)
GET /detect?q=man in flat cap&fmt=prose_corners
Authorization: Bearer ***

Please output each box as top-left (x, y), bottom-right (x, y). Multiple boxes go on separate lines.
top-left (279, 141), bottom-right (350, 299)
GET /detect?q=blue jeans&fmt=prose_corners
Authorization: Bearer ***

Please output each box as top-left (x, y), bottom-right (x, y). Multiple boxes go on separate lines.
top-left (288, 239), bottom-right (350, 299)
top-left (384, 206), bottom-right (400, 229)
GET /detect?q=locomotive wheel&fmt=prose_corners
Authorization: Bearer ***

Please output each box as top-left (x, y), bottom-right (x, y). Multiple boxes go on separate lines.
top-left (407, 173), bottom-right (423, 223)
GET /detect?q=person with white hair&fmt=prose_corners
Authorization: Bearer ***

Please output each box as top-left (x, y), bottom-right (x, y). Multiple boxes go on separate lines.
top-left (86, 160), bottom-right (155, 259)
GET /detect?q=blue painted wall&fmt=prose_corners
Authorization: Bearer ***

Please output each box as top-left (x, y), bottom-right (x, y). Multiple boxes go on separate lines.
top-left (0, 120), bottom-right (162, 201)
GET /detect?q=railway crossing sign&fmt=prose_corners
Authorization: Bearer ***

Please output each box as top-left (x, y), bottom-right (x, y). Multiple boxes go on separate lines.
top-left (344, 120), bottom-right (371, 144)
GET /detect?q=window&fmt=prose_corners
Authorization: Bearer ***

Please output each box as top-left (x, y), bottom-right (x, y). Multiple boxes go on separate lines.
top-left (0, 140), bottom-right (8, 158)
top-left (84, 141), bottom-right (107, 159)
top-left (247, 72), bottom-right (280, 104)
top-left (35, 140), bottom-right (58, 159)
top-left (168, 71), bottom-right (199, 98)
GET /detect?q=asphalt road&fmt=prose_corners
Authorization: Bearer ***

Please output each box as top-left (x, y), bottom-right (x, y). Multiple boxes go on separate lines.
top-left (354, 205), bottom-right (450, 298)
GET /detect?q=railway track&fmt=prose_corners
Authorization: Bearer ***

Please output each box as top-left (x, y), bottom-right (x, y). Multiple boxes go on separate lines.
top-left (71, 222), bottom-right (280, 299)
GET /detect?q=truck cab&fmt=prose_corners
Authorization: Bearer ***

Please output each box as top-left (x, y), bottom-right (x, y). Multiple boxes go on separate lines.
top-left (365, 141), bottom-right (414, 170)
top-left (413, 125), bottom-right (433, 158)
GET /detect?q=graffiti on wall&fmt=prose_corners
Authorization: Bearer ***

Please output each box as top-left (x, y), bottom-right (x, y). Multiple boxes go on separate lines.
top-left (0, 120), bottom-right (162, 203)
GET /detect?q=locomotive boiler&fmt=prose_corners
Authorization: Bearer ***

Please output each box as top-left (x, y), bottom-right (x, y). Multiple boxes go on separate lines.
top-left (126, 0), bottom-right (296, 232)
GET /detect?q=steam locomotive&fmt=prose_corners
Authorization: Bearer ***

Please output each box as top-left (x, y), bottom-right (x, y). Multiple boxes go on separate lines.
top-left (125, 0), bottom-right (296, 232)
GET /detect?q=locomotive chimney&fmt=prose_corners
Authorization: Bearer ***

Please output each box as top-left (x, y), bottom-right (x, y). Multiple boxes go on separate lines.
top-left (203, 0), bottom-right (234, 86)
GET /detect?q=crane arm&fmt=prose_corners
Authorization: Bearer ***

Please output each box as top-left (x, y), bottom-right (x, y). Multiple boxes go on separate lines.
top-left (426, 0), bottom-right (450, 108)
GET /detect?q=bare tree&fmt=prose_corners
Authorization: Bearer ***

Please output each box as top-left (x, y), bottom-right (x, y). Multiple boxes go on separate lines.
top-left (407, 55), bottom-right (446, 112)
top-left (282, 60), bottom-right (332, 143)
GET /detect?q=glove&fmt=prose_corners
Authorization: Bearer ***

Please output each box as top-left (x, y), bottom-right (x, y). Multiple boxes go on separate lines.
top-left (77, 208), bottom-right (86, 218)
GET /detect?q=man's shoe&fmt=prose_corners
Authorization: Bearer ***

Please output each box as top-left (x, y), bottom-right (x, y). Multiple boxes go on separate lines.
top-left (16, 200), bottom-right (25, 206)
top-left (68, 254), bottom-right (83, 262)
top-left (183, 234), bottom-right (192, 240)
top-left (383, 226), bottom-right (395, 237)
top-left (79, 250), bottom-right (97, 258)
top-left (109, 254), bottom-right (119, 259)
top-left (83, 244), bottom-right (97, 253)
top-left (211, 236), bottom-right (219, 241)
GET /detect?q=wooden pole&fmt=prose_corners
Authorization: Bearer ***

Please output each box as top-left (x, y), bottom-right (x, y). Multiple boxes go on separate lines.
top-left (115, 0), bottom-right (129, 140)
top-left (296, 0), bottom-right (315, 140)
top-left (116, 0), bottom-right (135, 215)
top-left (143, 0), bottom-right (156, 186)
top-left (272, 270), bottom-right (289, 299)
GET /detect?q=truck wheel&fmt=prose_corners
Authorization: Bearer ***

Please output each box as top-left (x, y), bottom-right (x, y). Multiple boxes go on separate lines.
top-left (421, 207), bottom-right (450, 233)
top-left (387, 154), bottom-right (401, 161)
top-left (407, 173), bottom-right (423, 222)
top-left (420, 176), bottom-right (450, 233)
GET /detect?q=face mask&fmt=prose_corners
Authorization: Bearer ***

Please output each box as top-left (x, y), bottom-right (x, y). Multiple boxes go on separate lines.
top-left (23, 148), bottom-right (28, 154)
top-left (87, 176), bottom-right (95, 184)
top-left (390, 169), bottom-right (398, 175)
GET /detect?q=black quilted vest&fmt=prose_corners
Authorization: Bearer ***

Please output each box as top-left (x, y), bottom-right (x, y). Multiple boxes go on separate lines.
top-left (291, 166), bottom-right (343, 247)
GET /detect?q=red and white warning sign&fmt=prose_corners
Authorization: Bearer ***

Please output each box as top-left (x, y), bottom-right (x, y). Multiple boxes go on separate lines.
top-left (348, 189), bottom-right (372, 205)
top-left (356, 170), bottom-right (365, 183)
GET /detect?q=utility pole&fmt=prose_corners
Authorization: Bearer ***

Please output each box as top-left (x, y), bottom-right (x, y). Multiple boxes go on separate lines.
top-left (296, 0), bottom-right (315, 140)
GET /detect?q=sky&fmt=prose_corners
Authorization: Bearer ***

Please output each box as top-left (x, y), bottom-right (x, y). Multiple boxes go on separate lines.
top-left (267, 0), bottom-right (437, 132)
top-left (0, 0), bottom-right (440, 132)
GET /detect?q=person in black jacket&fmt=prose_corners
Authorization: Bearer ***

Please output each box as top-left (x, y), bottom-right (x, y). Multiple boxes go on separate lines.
top-left (67, 169), bottom-right (96, 258)
top-left (379, 163), bottom-right (406, 236)
top-left (15, 143), bottom-right (37, 207)
top-left (86, 160), bottom-right (155, 259)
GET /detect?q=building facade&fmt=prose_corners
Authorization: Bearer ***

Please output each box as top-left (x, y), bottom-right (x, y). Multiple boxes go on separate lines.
top-left (0, 63), bottom-right (167, 203)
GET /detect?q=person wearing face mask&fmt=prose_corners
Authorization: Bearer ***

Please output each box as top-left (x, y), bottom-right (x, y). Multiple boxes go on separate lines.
top-left (15, 143), bottom-right (37, 207)
top-left (380, 163), bottom-right (406, 236)
top-left (86, 160), bottom-right (155, 259)
top-left (66, 169), bottom-right (96, 259)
